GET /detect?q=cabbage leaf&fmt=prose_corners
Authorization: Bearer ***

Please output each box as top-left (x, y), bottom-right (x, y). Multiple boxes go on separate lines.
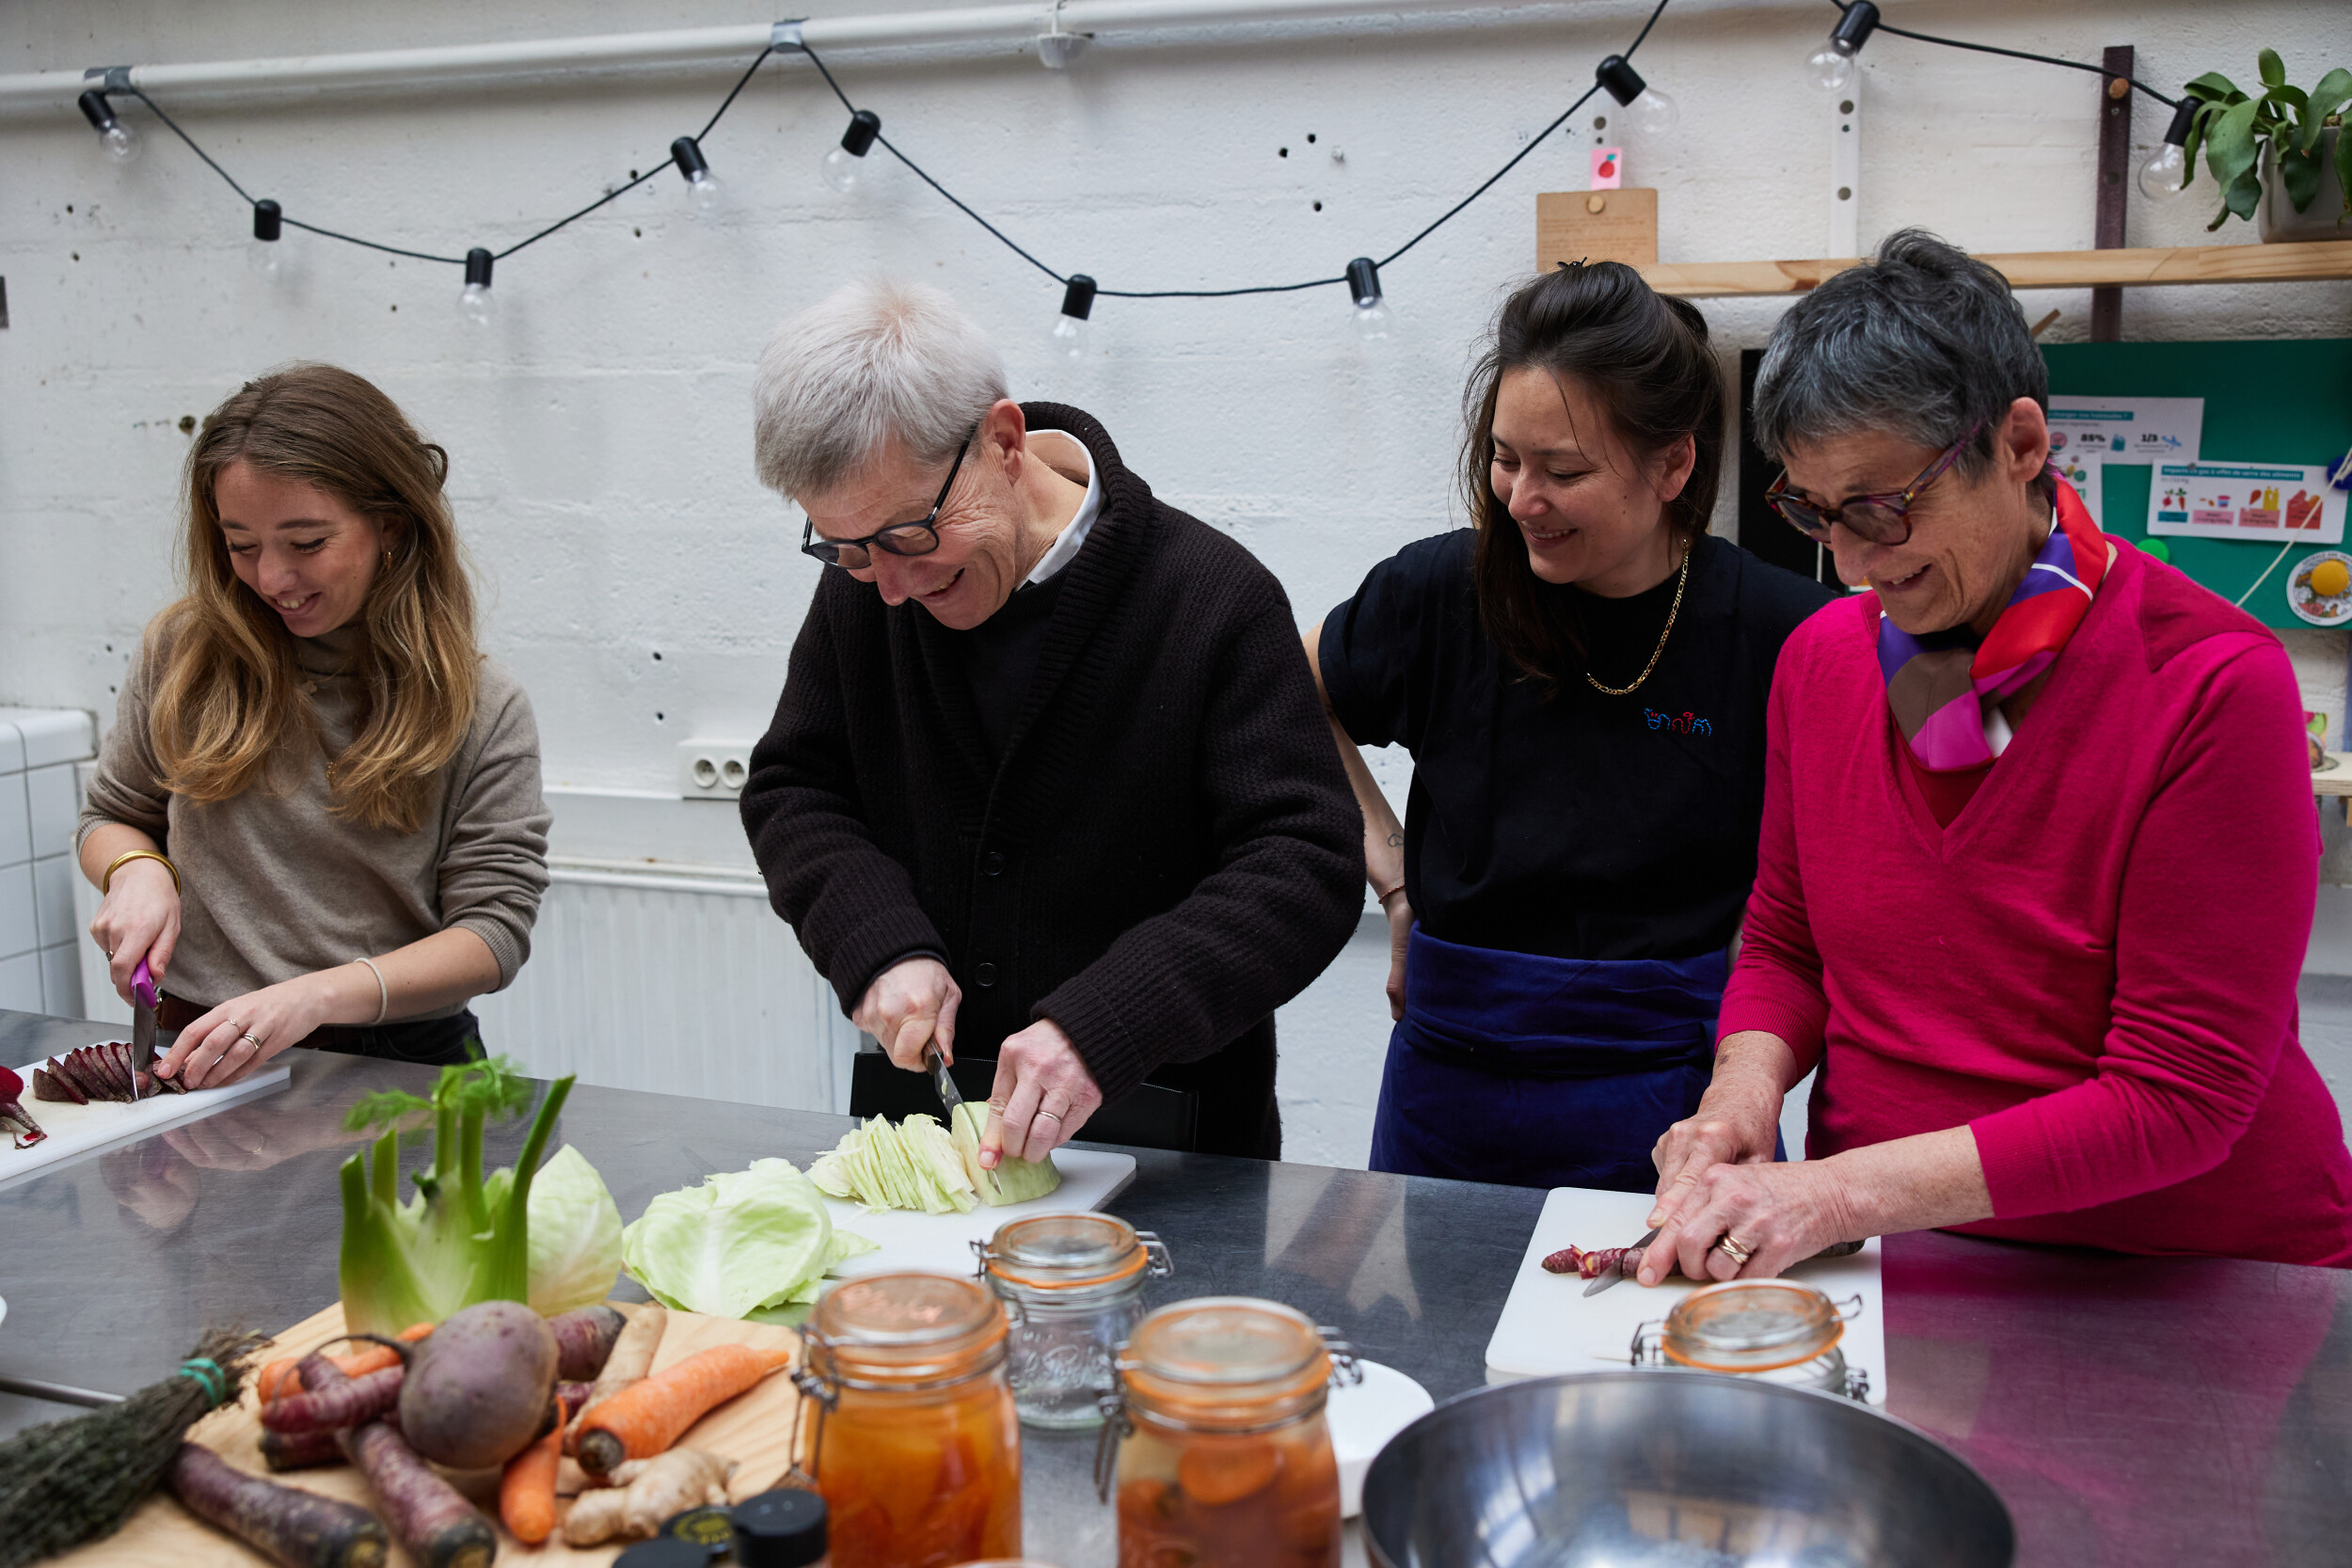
top-left (621, 1158), bottom-right (875, 1320)
top-left (525, 1144), bottom-right (626, 1314)
top-left (951, 1102), bottom-right (1064, 1207)
top-left (809, 1114), bottom-right (978, 1214)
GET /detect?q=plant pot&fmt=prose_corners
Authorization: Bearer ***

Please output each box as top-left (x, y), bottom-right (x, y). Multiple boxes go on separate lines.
top-left (2259, 126), bottom-right (2347, 243)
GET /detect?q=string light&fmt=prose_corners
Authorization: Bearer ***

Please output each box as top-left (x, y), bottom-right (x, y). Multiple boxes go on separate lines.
top-left (248, 198), bottom-right (283, 276)
top-left (459, 248), bottom-right (494, 325)
top-left (1805, 0), bottom-right (1877, 92)
top-left (2137, 99), bottom-right (2200, 204)
top-left (1594, 55), bottom-right (1678, 137)
top-left (670, 135), bottom-right (723, 213)
top-left (1345, 258), bottom-right (1392, 344)
top-left (76, 89), bottom-right (140, 163)
top-left (823, 109), bottom-right (882, 193)
top-left (1049, 274), bottom-right (1096, 358)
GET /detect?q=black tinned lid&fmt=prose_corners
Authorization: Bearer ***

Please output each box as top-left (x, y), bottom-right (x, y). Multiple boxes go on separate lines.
top-left (731, 1488), bottom-right (828, 1568)
top-left (614, 1537), bottom-right (715, 1568)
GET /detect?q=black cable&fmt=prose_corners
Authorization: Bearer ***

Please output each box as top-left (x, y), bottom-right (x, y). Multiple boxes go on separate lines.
top-left (697, 44), bottom-right (775, 141)
top-left (493, 164), bottom-right (673, 261)
top-left (1826, 0), bottom-right (2180, 108)
top-left (123, 87), bottom-right (258, 206)
top-left (1625, 0), bottom-right (1672, 58)
top-left (1381, 83), bottom-right (1601, 268)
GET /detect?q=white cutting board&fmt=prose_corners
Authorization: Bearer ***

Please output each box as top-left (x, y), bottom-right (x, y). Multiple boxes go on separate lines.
top-left (819, 1148), bottom-right (1136, 1279)
top-left (0, 1051), bottom-right (293, 1193)
top-left (1485, 1185), bottom-right (1887, 1404)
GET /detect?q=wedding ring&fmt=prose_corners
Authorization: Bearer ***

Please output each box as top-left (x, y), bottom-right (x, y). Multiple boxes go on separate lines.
top-left (240, 1031), bottom-right (262, 1050)
top-left (1035, 1109), bottom-right (1062, 1123)
top-left (1715, 1233), bottom-right (1755, 1267)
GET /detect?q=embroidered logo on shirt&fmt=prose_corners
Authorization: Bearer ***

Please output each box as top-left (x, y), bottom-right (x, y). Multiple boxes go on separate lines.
top-left (1644, 708), bottom-right (1711, 735)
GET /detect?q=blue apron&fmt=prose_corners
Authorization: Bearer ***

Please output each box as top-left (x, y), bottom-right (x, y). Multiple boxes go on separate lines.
top-left (1368, 925), bottom-right (1727, 1193)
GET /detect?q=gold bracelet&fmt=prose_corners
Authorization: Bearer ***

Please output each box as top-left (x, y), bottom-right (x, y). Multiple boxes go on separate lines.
top-left (101, 849), bottom-right (181, 896)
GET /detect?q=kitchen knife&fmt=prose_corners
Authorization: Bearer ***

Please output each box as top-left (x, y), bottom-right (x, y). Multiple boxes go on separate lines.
top-left (1584, 1227), bottom-right (1662, 1296)
top-left (129, 958), bottom-right (160, 1100)
top-left (923, 1043), bottom-right (964, 1117)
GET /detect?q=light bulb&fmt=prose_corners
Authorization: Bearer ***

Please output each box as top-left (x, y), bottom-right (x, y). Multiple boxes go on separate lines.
top-left (248, 241), bottom-right (282, 277)
top-left (1343, 256), bottom-right (1391, 345)
top-left (102, 121), bottom-right (141, 163)
top-left (458, 247), bottom-right (494, 325)
top-left (2137, 141), bottom-right (2193, 204)
top-left (1049, 314), bottom-right (1089, 358)
top-left (689, 170), bottom-right (723, 213)
top-left (248, 199), bottom-right (284, 277)
top-left (1805, 43), bottom-right (1856, 93)
top-left (1050, 275), bottom-right (1097, 359)
top-left (1353, 302), bottom-right (1393, 344)
top-left (1629, 87), bottom-right (1679, 137)
top-left (670, 136), bottom-right (723, 215)
top-left (823, 110), bottom-right (882, 194)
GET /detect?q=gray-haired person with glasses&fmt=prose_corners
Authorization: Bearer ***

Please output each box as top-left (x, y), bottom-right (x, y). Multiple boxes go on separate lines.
top-left (740, 279), bottom-right (1362, 1164)
top-left (1636, 230), bottom-right (2352, 1288)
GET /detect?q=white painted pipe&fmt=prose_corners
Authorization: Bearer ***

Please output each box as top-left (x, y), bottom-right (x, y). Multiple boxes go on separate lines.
top-left (0, 0), bottom-right (1570, 111)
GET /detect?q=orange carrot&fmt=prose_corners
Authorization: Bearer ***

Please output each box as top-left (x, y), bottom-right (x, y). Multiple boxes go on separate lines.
top-left (499, 1423), bottom-right (564, 1544)
top-left (256, 1321), bottom-right (436, 1404)
top-left (574, 1344), bottom-right (793, 1477)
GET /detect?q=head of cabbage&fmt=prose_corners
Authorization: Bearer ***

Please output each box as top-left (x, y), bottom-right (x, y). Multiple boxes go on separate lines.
top-left (621, 1158), bottom-right (876, 1320)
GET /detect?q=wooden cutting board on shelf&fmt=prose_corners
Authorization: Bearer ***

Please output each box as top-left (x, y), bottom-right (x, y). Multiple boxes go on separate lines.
top-left (56, 1300), bottom-right (808, 1566)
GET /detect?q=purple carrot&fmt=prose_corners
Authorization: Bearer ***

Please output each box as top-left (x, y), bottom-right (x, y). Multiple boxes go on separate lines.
top-left (169, 1441), bottom-right (388, 1567)
top-left (262, 1360), bottom-right (404, 1433)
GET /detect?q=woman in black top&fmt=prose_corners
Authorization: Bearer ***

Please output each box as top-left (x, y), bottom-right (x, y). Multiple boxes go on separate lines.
top-left (1307, 262), bottom-right (1834, 1191)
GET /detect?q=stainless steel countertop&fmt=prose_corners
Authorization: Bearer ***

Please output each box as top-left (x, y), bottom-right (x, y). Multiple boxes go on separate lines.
top-left (4, 1007), bottom-right (2348, 1566)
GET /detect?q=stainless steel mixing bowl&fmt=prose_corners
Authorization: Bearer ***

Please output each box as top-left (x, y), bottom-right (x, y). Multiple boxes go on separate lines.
top-left (1362, 1370), bottom-right (2012, 1568)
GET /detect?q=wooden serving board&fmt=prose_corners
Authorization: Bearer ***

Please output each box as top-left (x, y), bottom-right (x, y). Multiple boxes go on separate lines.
top-left (56, 1301), bottom-right (808, 1566)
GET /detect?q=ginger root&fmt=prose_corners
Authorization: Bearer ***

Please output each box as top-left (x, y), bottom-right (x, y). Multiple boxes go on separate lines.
top-left (559, 1448), bottom-right (737, 1545)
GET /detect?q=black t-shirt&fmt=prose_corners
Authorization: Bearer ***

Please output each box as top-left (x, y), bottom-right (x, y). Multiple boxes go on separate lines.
top-left (953, 571), bottom-right (1070, 765)
top-left (1320, 530), bottom-right (1836, 962)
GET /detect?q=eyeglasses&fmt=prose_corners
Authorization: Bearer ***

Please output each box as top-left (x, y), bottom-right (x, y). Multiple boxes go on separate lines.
top-left (800, 425), bottom-right (977, 570)
top-left (1764, 420), bottom-right (1984, 547)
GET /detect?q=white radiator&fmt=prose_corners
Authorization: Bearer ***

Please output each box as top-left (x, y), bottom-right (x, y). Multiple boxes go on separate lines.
top-left (469, 858), bottom-right (860, 1114)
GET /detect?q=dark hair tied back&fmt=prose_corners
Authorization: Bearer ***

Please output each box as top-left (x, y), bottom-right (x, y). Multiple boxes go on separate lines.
top-left (1463, 261), bottom-right (1723, 693)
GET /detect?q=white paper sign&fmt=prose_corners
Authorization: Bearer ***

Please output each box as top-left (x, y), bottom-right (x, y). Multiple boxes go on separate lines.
top-left (2047, 396), bottom-right (2203, 464)
top-left (2148, 461), bottom-right (2346, 545)
top-left (2050, 448), bottom-right (2103, 521)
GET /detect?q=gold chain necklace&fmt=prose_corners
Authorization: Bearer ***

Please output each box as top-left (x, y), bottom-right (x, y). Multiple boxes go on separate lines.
top-left (1583, 538), bottom-right (1691, 698)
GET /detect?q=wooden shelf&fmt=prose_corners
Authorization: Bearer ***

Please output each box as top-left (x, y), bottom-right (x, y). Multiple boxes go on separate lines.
top-left (1638, 239), bottom-right (2352, 298)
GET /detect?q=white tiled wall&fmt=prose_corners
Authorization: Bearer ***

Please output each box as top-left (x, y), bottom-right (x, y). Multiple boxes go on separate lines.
top-left (0, 708), bottom-right (96, 1017)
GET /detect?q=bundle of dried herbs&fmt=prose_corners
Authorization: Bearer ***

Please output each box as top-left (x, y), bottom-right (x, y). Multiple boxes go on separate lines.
top-left (0, 1326), bottom-right (269, 1565)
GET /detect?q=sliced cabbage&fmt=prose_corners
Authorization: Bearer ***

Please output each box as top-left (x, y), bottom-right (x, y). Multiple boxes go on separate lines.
top-left (949, 1101), bottom-right (1064, 1207)
top-left (810, 1114), bottom-right (978, 1214)
top-left (620, 1157), bottom-right (876, 1320)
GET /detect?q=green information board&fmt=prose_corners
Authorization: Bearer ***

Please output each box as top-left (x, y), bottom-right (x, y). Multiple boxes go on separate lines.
top-left (2042, 338), bottom-right (2352, 631)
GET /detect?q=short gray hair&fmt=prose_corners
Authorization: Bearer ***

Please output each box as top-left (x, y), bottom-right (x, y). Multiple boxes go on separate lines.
top-left (752, 278), bottom-right (1009, 499)
top-left (1752, 230), bottom-right (2046, 480)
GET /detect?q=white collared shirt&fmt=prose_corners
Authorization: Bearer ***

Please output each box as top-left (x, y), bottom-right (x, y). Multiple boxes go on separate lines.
top-left (1023, 432), bottom-right (1100, 588)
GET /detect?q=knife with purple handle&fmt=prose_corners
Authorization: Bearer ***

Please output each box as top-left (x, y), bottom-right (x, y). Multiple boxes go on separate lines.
top-left (130, 958), bottom-right (160, 1098)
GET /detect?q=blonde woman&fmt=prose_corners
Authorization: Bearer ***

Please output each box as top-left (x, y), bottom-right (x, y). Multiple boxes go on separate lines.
top-left (80, 365), bottom-right (549, 1089)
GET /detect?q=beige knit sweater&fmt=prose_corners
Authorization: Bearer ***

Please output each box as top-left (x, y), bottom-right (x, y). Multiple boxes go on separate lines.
top-left (79, 623), bottom-right (551, 1017)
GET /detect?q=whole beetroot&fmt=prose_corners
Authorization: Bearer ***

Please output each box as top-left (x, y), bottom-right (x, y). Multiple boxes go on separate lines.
top-left (393, 1301), bottom-right (558, 1470)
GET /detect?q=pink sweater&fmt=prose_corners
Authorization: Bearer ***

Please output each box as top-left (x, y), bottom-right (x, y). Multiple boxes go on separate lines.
top-left (1724, 542), bottom-right (2352, 1267)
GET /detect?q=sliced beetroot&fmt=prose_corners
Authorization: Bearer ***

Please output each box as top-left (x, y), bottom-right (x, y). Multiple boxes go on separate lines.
top-left (32, 1067), bottom-right (78, 1103)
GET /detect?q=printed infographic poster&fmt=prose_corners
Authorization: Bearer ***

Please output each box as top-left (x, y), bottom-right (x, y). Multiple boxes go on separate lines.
top-left (2148, 462), bottom-right (2346, 545)
top-left (2046, 396), bottom-right (2203, 464)
top-left (2050, 449), bottom-right (2102, 520)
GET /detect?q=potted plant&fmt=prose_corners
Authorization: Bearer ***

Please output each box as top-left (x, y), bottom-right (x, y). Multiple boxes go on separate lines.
top-left (2180, 52), bottom-right (2349, 240)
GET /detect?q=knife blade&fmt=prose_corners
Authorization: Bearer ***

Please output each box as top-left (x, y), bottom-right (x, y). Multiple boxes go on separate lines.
top-left (130, 958), bottom-right (159, 1100)
top-left (923, 1044), bottom-right (964, 1117)
top-left (1583, 1226), bottom-right (1662, 1295)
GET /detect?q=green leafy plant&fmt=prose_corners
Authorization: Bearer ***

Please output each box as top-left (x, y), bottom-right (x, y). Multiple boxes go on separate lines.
top-left (2182, 52), bottom-right (2352, 230)
top-left (338, 1052), bottom-right (577, 1335)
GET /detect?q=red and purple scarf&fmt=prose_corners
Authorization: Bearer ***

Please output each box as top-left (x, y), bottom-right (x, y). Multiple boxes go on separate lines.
top-left (1879, 478), bottom-right (2110, 771)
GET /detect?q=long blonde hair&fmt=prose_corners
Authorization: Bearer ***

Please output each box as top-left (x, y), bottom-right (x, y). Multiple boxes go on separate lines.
top-left (150, 364), bottom-right (481, 833)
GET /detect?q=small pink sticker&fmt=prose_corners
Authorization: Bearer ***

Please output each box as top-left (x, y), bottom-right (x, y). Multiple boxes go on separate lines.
top-left (1591, 147), bottom-right (1623, 188)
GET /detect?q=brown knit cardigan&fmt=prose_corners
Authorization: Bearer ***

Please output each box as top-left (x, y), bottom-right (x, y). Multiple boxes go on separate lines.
top-left (740, 403), bottom-right (1364, 1157)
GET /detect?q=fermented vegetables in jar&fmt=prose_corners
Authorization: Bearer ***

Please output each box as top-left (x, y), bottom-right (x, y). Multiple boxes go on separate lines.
top-left (976, 1211), bottom-right (1174, 1430)
top-left (799, 1272), bottom-right (1022, 1568)
top-left (1101, 1296), bottom-right (1356, 1568)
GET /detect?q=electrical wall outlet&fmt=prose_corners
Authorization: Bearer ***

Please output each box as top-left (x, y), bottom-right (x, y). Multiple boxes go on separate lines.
top-left (677, 739), bottom-right (755, 800)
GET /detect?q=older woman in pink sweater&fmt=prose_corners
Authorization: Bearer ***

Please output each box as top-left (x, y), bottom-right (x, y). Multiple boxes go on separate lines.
top-left (1639, 231), bottom-right (2352, 1286)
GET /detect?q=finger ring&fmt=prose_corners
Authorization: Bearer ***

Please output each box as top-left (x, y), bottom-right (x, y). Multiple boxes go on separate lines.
top-left (240, 1031), bottom-right (262, 1049)
top-left (1714, 1234), bottom-right (1755, 1267)
top-left (1034, 1109), bottom-right (1061, 1123)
